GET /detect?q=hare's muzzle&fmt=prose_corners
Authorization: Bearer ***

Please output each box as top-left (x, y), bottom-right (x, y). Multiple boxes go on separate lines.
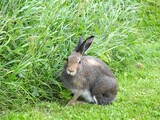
top-left (66, 68), bottom-right (77, 76)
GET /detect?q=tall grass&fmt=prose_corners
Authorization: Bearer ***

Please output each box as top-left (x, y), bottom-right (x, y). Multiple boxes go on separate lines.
top-left (0, 0), bottom-right (159, 111)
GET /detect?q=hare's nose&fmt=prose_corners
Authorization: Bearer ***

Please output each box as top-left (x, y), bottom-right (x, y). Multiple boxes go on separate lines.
top-left (66, 68), bottom-right (76, 76)
top-left (67, 69), bottom-right (74, 73)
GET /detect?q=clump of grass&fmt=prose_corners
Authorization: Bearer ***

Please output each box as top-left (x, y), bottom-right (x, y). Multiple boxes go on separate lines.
top-left (0, 0), bottom-right (159, 113)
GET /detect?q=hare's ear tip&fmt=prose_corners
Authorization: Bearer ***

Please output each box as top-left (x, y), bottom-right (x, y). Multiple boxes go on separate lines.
top-left (89, 36), bottom-right (95, 38)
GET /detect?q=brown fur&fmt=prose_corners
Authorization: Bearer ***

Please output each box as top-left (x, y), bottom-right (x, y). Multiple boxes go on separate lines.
top-left (61, 36), bottom-right (118, 106)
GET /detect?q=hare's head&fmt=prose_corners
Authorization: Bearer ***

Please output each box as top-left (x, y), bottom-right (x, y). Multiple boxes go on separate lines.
top-left (65, 36), bottom-right (94, 76)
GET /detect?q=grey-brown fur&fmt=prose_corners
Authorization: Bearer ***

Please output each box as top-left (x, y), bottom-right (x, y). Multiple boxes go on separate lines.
top-left (61, 36), bottom-right (118, 106)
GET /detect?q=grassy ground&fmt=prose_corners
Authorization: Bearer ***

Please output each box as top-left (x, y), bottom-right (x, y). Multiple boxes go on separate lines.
top-left (0, 0), bottom-right (160, 120)
top-left (1, 41), bottom-right (160, 120)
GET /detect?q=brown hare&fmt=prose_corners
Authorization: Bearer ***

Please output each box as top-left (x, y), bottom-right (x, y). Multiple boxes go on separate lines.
top-left (61, 36), bottom-right (118, 106)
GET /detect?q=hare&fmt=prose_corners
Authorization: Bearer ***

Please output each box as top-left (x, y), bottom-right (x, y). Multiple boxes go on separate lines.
top-left (61, 36), bottom-right (118, 106)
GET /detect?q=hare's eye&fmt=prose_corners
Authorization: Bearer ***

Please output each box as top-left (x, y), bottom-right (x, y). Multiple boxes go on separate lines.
top-left (78, 60), bottom-right (81, 64)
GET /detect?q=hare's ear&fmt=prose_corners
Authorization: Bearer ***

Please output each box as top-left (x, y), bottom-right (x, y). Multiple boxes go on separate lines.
top-left (76, 36), bottom-right (94, 54)
top-left (74, 36), bottom-right (83, 51)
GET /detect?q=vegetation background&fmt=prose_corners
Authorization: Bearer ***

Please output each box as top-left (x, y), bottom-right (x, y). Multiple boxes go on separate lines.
top-left (0, 0), bottom-right (160, 119)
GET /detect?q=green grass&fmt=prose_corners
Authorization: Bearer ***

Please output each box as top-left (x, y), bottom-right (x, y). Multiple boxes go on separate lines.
top-left (0, 0), bottom-right (160, 119)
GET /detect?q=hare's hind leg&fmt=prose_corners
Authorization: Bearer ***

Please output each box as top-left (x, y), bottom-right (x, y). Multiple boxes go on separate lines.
top-left (91, 76), bottom-right (117, 105)
top-left (95, 93), bottom-right (116, 105)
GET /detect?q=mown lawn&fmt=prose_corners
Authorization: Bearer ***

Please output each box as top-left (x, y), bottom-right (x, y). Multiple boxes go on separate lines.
top-left (0, 0), bottom-right (160, 120)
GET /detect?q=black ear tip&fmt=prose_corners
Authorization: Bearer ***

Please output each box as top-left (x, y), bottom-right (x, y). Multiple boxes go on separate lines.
top-left (89, 36), bottom-right (94, 38)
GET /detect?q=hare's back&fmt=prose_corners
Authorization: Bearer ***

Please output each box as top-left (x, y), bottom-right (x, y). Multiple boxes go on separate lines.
top-left (82, 56), bottom-right (114, 77)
